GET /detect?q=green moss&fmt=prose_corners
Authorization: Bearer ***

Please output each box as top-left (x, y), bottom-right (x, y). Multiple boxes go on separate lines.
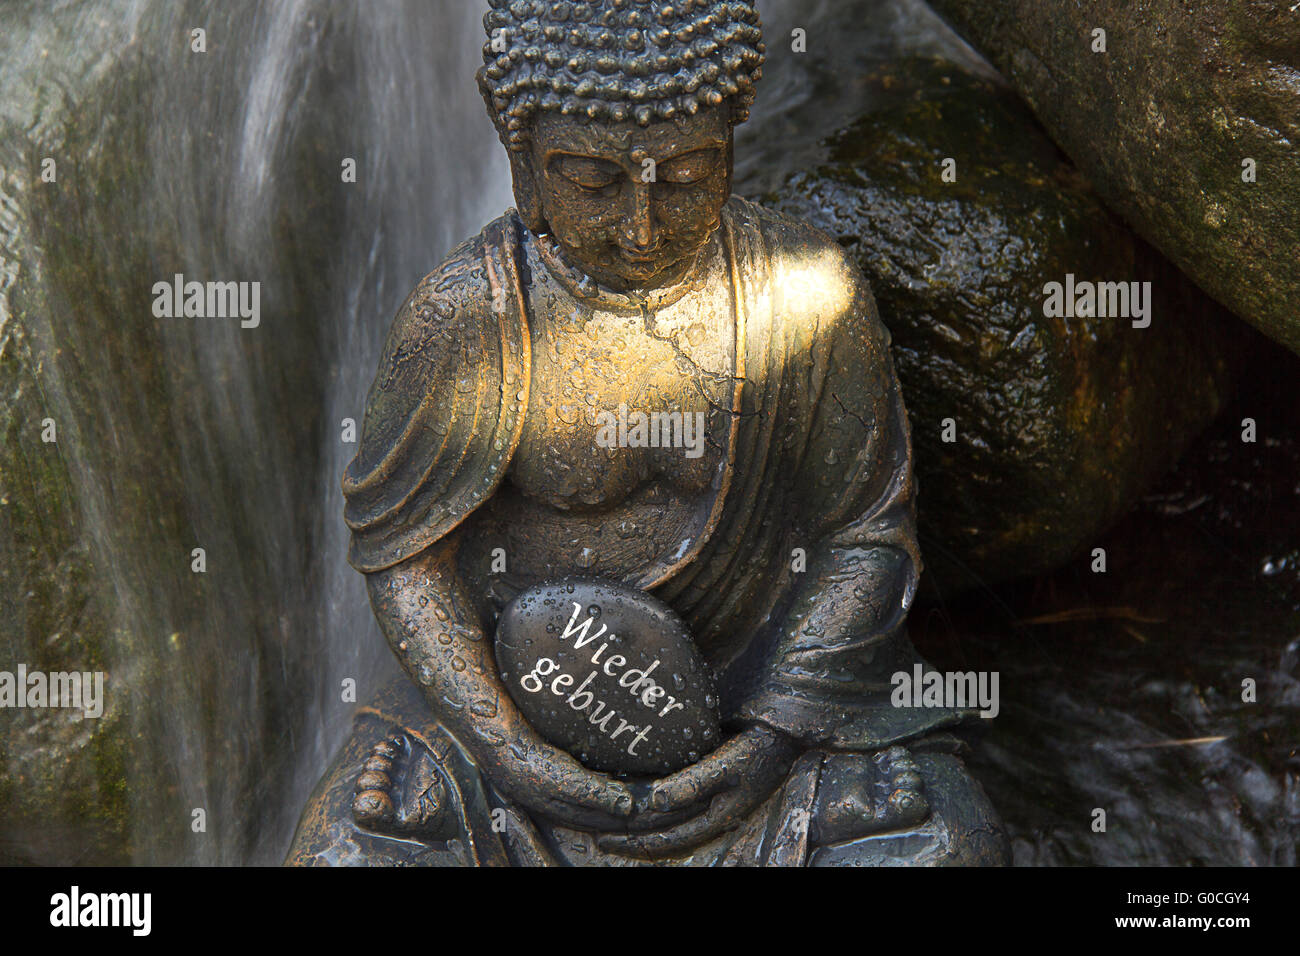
top-left (759, 58), bottom-right (1243, 590)
top-left (928, 0), bottom-right (1300, 355)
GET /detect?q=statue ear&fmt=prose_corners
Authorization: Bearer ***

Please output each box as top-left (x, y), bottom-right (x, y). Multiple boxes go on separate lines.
top-left (508, 148), bottom-right (547, 235)
top-left (725, 126), bottom-right (735, 191)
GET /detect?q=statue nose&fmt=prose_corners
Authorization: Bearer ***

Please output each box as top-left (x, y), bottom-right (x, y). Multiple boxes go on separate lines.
top-left (623, 182), bottom-right (656, 253)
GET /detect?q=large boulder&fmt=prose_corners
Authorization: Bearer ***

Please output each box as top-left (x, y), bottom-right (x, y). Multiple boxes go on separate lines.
top-left (927, 0), bottom-right (1300, 355)
top-left (743, 57), bottom-right (1244, 590)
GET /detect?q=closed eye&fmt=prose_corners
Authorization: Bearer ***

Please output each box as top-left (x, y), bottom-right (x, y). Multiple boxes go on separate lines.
top-left (658, 148), bottom-right (721, 185)
top-left (554, 155), bottom-right (623, 191)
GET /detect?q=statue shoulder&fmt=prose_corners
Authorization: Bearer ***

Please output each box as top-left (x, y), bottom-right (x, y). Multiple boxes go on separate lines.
top-left (373, 223), bottom-right (508, 397)
top-left (725, 199), bottom-right (913, 536)
top-left (725, 195), bottom-right (890, 357)
top-left (343, 213), bottom-right (530, 572)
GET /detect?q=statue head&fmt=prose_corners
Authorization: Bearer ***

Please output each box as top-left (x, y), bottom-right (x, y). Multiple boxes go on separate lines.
top-left (477, 0), bottom-right (765, 292)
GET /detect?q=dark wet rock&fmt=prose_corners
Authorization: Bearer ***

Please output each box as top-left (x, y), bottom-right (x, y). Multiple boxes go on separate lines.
top-left (746, 57), bottom-right (1244, 590)
top-left (496, 580), bottom-right (721, 776)
top-left (927, 0), bottom-right (1300, 355)
top-left (918, 341), bottom-right (1300, 864)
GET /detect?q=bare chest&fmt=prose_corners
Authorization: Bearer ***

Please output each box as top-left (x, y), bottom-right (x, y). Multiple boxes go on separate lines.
top-left (508, 306), bottom-right (733, 511)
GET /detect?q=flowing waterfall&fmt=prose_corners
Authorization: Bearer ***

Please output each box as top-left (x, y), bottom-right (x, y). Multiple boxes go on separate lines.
top-left (1, 0), bottom-right (510, 864)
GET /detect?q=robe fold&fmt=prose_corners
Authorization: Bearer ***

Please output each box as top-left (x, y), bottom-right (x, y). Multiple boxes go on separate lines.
top-left (341, 195), bottom-right (971, 751)
top-left (288, 196), bottom-right (1010, 866)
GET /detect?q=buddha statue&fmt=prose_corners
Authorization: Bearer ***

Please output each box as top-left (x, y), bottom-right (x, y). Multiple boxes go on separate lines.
top-left (288, 0), bottom-right (1008, 866)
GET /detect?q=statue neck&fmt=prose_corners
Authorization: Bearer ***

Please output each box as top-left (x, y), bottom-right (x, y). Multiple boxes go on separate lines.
top-left (527, 226), bottom-right (716, 313)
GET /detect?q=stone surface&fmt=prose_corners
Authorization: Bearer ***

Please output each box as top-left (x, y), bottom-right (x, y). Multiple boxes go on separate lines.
top-left (922, 339), bottom-right (1300, 864)
top-left (927, 0), bottom-right (1300, 355)
top-left (0, 1), bottom-right (422, 864)
top-left (746, 57), bottom-right (1244, 590)
top-left (496, 580), bottom-right (721, 776)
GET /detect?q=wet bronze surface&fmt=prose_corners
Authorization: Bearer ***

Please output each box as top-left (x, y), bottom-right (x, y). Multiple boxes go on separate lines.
top-left (288, 0), bottom-right (1008, 866)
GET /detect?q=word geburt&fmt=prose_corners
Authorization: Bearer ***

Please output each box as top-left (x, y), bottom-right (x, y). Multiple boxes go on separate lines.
top-left (594, 403), bottom-right (706, 459)
top-left (890, 664), bottom-right (999, 719)
top-left (152, 273), bottom-right (261, 328)
top-left (518, 602), bottom-right (688, 758)
top-left (1042, 274), bottom-right (1152, 328)
top-left (0, 665), bottom-right (103, 719)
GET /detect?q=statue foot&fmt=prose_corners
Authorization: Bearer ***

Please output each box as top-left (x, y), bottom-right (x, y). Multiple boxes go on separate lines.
top-left (812, 746), bottom-right (931, 845)
top-left (808, 749), bottom-right (1010, 866)
top-left (350, 734), bottom-right (451, 840)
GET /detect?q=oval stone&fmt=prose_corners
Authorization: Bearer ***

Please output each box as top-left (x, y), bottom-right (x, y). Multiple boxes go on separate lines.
top-left (495, 579), bottom-right (721, 776)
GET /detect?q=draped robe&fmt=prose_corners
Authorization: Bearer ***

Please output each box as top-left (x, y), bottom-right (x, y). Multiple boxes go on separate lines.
top-left (289, 197), bottom-right (1004, 866)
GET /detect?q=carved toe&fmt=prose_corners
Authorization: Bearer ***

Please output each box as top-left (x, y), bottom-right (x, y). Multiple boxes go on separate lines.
top-left (351, 734), bottom-right (451, 840)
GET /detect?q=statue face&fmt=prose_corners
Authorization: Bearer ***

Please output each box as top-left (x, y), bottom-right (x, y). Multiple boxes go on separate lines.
top-left (524, 105), bottom-right (733, 292)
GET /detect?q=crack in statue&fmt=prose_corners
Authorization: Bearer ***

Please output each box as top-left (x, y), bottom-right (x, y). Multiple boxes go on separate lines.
top-left (288, 0), bottom-right (1009, 867)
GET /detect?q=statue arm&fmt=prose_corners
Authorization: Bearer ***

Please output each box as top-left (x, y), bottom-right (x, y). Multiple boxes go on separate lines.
top-left (606, 466), bottom-right (922, 850)
top-left (736, 382), bottom-right (927, 748)
top-left (612, 245), bottom-right (917, 839)
top-left (365, 531), bottom-right (635, 828)
top-left (734, 249), bottom-right (956, 750)
top-left (343, 222), bottom-right (639, 827)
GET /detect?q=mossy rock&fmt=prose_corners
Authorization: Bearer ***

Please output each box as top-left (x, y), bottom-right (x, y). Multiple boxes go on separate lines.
top-left (0, 5), bottom-right (139, 864)
top-left (928, 0), bottom-right (1300, 355)
top-left (0, 2), bottom-right (358, 863)
top-left (750, 58), bottom-right (1243, 590)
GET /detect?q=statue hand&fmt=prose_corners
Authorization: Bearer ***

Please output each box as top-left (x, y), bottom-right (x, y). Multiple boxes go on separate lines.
top-left (601, 723), bottom-right (799, 850)
top-left (472, 714), bottom-right (636, 831)
top-left (645, 723), bottom-right (797, 813)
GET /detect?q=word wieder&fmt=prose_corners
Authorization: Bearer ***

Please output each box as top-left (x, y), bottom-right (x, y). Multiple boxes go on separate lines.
top-left (518, 602), bottom-right (687, 759)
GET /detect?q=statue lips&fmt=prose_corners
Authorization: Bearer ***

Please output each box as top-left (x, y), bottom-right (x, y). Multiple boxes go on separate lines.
top-left (618, 245), bottom-right (661, 264)
top-left (495, 579), bottom-right (722, 776)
